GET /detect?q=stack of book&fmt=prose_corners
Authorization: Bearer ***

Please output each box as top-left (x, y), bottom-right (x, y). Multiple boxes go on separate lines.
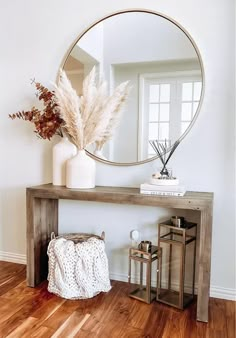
top-left (140, 182), bottom-right (186, 196)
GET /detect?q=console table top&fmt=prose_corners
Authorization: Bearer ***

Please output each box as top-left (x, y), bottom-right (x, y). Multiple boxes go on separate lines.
top-left (27, 184), bottom-right (213, 210)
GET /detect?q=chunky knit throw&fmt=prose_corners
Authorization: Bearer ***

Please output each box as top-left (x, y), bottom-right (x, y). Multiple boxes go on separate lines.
top-left (47, 237), bottom-right (111, 299)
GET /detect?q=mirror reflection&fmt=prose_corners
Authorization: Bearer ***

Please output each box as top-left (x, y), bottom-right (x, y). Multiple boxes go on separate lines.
top-left (63, 11), bottom-right (203, 165)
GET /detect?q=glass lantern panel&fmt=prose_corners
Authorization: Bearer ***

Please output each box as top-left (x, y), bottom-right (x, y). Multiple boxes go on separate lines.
top-left (183, 239), bottom-right (196, 307)
top-left (158, 241), bottom-right (182, 308)
top-left (129, 257), bottom-right (144, 296)
top-left (160, 229), bottom-right (183, 242)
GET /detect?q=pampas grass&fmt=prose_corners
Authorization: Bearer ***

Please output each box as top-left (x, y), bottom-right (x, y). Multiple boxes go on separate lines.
top-left (54, 67), bottom-right (130, 151)
top-left (95, 81), bottom-right (130, 151)
top-left (54, 71), bottom-right (84, 149)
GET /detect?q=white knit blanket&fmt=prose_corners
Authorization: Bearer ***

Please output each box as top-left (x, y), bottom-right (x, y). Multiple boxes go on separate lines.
top-left (47, 237), bottom-right (111, 299)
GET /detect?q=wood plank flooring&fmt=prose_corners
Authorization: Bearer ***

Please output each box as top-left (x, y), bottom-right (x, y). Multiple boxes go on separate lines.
top-left (0, 261), bottom-right (235, 337)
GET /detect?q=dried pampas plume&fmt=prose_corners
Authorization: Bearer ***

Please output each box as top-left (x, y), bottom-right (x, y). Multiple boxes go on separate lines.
top-left (54, 67), bottom-right (131, 150)
top-left (54, 71), bottom-right (84, 149)
top-left (95, 81), bottom-right (130, 151)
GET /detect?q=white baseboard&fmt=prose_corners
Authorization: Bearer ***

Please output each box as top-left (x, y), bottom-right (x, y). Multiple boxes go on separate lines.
top-left (0, 251), bottom-right (26, 265)
top-left (0, 254), bottom-right (235, 301)
top-left (110, 272), bottom-right (236, 301)
top-left (210, 285), bottom-right (236, 301)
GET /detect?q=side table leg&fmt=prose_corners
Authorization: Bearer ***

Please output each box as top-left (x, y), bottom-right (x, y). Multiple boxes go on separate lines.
top-left (26, 190), bottom-right (58, 287)
top-left (197, 207), bottom-right (213, 322)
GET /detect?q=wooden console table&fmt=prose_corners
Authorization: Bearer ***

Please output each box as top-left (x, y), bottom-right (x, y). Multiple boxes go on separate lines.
top-left (26, 184), bottom-right (213, 322)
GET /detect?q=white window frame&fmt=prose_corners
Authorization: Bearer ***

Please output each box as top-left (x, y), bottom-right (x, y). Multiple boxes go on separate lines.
top-left (138, 70), bottom-right (201, 161)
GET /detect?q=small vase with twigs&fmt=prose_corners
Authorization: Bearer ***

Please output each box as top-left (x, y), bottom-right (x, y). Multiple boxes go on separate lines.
top-left (149, 139), bottom-right (180, 184)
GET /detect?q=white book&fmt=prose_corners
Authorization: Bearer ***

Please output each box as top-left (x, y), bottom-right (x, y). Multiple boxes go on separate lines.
top-left (140, 190), bottom-right (186, 196)
top-left (140, 183), bottom-right (186, 192)
top-left (150, 178), bottom-right (179, 186)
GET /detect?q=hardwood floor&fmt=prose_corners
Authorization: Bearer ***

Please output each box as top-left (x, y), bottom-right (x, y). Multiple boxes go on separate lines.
top-left (0, 261), bottom-right (235, 338)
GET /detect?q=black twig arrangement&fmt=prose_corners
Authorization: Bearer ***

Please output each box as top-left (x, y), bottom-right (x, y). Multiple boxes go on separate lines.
top-left (149, 139), bottom-right (180, 178)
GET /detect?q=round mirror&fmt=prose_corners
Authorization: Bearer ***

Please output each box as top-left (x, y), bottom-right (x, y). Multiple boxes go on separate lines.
top-left (62, 10), bottom-right (204, 165)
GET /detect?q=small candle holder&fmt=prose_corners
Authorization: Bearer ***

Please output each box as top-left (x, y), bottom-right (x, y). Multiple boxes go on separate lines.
top-left (138, 240), bottom-right (152, 252)
top-left (170, 216), bottom-right (185, 227)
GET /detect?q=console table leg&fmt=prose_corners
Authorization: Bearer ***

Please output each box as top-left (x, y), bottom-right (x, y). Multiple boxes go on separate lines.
top-left (27, 192), bottom-right (58, 287)
top-left (197, 207), bottom-right (213, 322)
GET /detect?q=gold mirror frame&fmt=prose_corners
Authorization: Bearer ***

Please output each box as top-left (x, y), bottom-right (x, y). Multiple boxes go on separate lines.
top-left (60, 9), bottom-right (205, 166)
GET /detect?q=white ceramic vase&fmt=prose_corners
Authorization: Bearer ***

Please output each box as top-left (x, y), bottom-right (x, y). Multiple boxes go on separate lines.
top-left (52, 137), bottom-right (77, 186)
top-left (66, 149), bottom-right (96, 189)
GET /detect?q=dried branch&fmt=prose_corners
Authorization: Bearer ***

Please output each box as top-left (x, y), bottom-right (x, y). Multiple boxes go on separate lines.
top-left (9, 82), bottom-right (63, 140)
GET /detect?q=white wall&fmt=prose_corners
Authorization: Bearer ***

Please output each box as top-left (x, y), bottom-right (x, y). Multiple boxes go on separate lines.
top-left (0, 0), bottom-right (235, 299)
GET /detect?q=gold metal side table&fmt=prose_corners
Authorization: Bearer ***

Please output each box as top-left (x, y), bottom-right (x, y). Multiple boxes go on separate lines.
top-left (157, 220), bottom-right (197, 309)
top-left (128, 245), bottom-right (161, 304)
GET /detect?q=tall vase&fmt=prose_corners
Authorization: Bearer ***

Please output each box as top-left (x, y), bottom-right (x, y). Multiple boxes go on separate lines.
top-left (66, 149), bottom-right (96, 189)
top-left (52, 137), bottom-right (77, 186)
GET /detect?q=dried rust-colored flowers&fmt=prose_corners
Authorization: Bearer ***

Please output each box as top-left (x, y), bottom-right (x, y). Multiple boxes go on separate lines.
top-left (9, 80), bottom-right (64, 140)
